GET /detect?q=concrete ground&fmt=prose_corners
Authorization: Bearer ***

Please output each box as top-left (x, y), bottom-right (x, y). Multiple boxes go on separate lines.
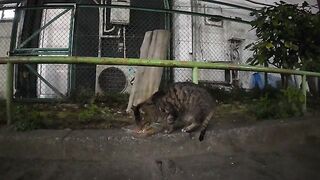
top-left (0, 116), bottom-right (320, 180)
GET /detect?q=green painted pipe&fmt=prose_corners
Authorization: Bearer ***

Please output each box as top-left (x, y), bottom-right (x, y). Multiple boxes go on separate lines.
top-left (1, 56), bottom-right (320, 123)
top-left (192, 67), bottom-right (199, 84)
top-left (1, 56), bottom-right (320, 77)
top-left (6, 62), bottom-right (13, 125)
top-left (302, 74), bottom-right (307, 113)
top-left (14, 48), bottom-right (69, 52)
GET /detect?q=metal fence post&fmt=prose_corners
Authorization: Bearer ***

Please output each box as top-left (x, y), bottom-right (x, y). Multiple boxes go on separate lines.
top-left (192, 67), bottom-right (199, 84)
top-left (6, 62), bottom-right (14, 125)
top-left (302, 74), bottom-right (307, 113)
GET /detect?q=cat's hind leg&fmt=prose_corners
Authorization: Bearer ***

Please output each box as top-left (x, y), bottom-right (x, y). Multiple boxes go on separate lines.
top-left (181, 122), bottom-right (200, 133)
top-left (181, 114), bottom-right (200, 133)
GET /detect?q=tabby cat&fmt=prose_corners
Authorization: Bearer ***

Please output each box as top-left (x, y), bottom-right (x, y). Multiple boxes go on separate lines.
top-left (132, 82), bottom-right (215, 141)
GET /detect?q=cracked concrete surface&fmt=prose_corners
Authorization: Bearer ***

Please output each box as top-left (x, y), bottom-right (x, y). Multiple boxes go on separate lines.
top-left (0, 116), bottom-right (320, 180)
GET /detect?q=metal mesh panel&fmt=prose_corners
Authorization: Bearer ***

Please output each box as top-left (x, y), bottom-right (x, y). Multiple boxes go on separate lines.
top-left (2, 4), bottom-right (266, 101)
top-left (1, 3), bottom-right (318, 127)
top-left (39, 8), bottom-right (71, 49)
top-left (171, 1), bottom-right (256, 88)
top-left (0, 19), bottom-right (12, 99)
top-left (36, 9), bottom-right (72, 98)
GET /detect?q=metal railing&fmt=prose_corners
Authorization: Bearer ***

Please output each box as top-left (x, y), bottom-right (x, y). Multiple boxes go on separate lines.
top-left (0, 3), bottom-right (320, 125)
top-left (1, 56), bottom-right (320, 124)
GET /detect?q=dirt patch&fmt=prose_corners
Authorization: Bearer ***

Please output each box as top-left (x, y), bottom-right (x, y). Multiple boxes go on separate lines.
top-left (0, 98), bottom-right (319, 132)
top-left (0, 101), bottom-right (133, 130)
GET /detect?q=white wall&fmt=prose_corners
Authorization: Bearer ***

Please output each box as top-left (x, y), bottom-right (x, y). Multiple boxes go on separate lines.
top-left (172, 0), bottom-right (318, 88)
top-left (0, 21), bottom-right (12, 99)
top-left (172, 0), bottom-right (193, 82)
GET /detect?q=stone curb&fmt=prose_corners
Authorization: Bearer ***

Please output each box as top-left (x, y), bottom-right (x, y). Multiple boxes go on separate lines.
top-left (0, 117), bottom-right (319, 161)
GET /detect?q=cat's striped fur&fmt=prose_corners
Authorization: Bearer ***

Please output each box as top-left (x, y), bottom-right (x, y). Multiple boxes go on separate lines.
top-left (133, 82), bottom-right (215, 141)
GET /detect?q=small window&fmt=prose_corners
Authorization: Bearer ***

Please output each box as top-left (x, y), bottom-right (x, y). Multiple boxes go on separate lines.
top-left (0, 3), bottom-right (17, 20)
top-left (2, 9), bottom-right (15, 19)
top-left (204, 5), bottom-right (223, 27)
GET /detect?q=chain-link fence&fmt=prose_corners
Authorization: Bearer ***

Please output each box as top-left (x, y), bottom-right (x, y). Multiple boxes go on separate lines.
top-left (0, 5), bottom-right (14, 98)
top-left (1, 1), bottom-right (320, 128)
top-left (0, 2), bottom-right (306, 101)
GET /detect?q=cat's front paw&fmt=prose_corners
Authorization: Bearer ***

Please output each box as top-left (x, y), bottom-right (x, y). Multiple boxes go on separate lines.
top-left (181, 128), bottom-right (187, 133)
top-left (164, 129), bottom-right (174, 134)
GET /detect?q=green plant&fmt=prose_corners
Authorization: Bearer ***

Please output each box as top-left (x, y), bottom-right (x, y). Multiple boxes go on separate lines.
top-left (246, 1), bottom-right (320, 87)
top-left (78, 104), bottom-right (100, 122)
top-left (70, 87), bottom-right (95, 104)
top-left (95, 92), bottom-right (129, 108)
top-left (280, 86), bottom-right (305, 116)
top-left (250, 86), bottom-right (304, 119)
top-left (13, 105), bottom-right (45, 131)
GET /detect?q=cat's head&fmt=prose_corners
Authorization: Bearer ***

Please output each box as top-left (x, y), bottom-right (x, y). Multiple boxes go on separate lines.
top-left (132, 91), bottom-right (166, 129)
top-left (132, 102), bottom-right (155, 129)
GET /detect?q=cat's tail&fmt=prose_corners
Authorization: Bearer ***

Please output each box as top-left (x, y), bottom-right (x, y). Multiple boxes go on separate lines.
top-left (199, 111), bottom-right (214, 141)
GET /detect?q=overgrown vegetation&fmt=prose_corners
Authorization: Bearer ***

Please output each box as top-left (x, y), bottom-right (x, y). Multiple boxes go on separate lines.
top-left (0, 86), bottom-right (317, 131)
top-left (240, 1), bottom-right (319, 118)
top-left (206, 85), bottom-right (306, 120)
top-left (246, 1), bottom-right (320, 87)
top-left (249, 86), bottom-right (305, 119)
top-left (13, 105), bottom-right (45, 131)
top-left (70, 87), bottom-right (129, 108)
top-left (1, 92), bottom-right (132, 131)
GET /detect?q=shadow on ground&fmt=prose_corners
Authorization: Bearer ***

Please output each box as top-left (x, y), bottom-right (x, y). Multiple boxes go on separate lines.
top-left (1, 139), bottom-right (320, 180)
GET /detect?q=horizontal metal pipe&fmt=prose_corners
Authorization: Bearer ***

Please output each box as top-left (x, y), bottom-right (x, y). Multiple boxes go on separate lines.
top-left (0, 4), bottom-right (251, 24)
top-left (1, 56), bottom-right (320, 77)
top-left (0, 0), bottom-right (21, 5)
top-left (12, 52), bottom-right (70, 56)
top-left (14, 48), bottom-right (69, 52)
top-left (0, 5), bottom-right (73, 10)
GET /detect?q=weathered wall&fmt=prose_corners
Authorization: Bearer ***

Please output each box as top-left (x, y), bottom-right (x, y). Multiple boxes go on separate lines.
top-left (0, 21), bottom-right (12, 98)
top-left (172, 0), bottom-right (318, 88)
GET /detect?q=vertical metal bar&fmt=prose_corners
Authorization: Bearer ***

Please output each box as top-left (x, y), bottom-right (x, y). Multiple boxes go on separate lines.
top-left (164, 0), bottom-right (170, 30)
top-left (163, 0), bottom-right (172, 84)
top-left (191, 0), bottom-right (198, 62)
top-left (68, 5), bottom-right (76, 96)
top-left (123, 26), bottom-right (126, 58)
top-left (9, 8), bottom-right (20, 54)
top-left (6, 7), bottom-right (21, 124)
top-left (6, 62), bottom-right (14, 125)
top-left (24, 64), bottom-right (66, 98)
top-left (98, 5), bottom-right (103, 58)
top-left (68, 6), bottom-right (76, 56)
top-left (192, 67), bottom-right (199, 84)
top-left (302, 74), bottom-right (307, 113)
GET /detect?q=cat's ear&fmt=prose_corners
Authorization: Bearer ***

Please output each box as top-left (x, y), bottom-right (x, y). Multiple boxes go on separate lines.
top-left (144, 99), bottom-right (153, 105)
top-left (131, 105), bottom-right (138, 112)
top-left (151, 90), bottom-right (165, 102)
